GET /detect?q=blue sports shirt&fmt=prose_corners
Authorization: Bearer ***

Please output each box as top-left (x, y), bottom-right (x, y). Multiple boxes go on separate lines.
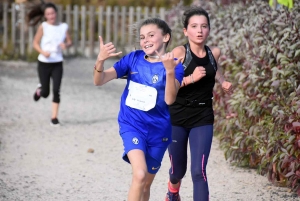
top-left (113, 50), bottom-right (184, 147)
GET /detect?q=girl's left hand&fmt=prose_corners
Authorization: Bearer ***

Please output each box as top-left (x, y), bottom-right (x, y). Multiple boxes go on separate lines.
top-left (59, 43), bottom-right (67, 50)
top-left (156, 51), bottom-right (182, 72)
top-left (222, 81), bottom-right (233, 94)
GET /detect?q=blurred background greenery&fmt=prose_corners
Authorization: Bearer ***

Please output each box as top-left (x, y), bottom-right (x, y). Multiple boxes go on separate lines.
top-left (8, 0), bottom-right (194, 8)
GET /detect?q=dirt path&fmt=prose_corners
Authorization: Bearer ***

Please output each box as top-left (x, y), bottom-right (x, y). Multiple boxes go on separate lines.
top-left (0, 59), bottom-right (299, 201)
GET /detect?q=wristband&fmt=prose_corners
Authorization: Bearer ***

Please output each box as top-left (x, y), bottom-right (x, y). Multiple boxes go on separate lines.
top-left (190, 74), bottom-right (194, 84)
top-left (94, 65), bottom-right (103, 73)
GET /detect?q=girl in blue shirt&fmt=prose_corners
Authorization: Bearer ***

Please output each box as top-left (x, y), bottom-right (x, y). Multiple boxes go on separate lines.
top-left (93, 18), bottom-right (184, 201)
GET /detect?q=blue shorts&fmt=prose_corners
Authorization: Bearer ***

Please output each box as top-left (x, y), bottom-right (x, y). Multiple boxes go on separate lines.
top-left (120, 131), bottom-right (168, 174)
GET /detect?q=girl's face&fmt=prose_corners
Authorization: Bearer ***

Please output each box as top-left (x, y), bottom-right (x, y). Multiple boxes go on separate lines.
top-left (44, 7), bottom-right (57, 24)
top-left (139, 24), bottom-right (170, 56)
top-left (184, 15), bottom-right (210, 45)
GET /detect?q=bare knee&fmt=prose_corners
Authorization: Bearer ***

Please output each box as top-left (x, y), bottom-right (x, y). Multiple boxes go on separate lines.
top-left (132, 169), bottom-right (147, 186)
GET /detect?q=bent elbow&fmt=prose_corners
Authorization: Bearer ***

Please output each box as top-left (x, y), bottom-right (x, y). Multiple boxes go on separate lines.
top-left (93, 80), bottom-right (102, 86)
top-left (165, 99), bottom-right (175, 105)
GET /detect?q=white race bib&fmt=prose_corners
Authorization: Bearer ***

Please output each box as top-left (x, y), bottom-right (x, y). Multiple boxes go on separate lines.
top-left (125, 81), bottom-right (157, 111)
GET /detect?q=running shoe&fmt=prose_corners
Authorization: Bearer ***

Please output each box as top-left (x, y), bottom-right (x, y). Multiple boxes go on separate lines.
top-left (33, 84), bottom-right (42, 101)
top-left (50, 118), bottom-right (60, 127)
top-left (165, 190), bottom-right (181, 201)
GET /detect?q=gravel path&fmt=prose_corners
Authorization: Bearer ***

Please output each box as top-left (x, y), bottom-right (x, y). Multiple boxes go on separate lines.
top-left (0, 58), bottom-right (299, 201)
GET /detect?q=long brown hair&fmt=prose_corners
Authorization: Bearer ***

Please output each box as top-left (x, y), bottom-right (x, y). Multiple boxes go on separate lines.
top-left (27, 1), bottom-right (57, 26)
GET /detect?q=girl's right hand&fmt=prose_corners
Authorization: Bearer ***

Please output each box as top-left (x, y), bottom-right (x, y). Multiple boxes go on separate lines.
top-left (42, 51), bottom-right (51, 58)
top-left (192, 66), bottom-right (206, 82)
top-left (97, 36), bottom-right (122, 61)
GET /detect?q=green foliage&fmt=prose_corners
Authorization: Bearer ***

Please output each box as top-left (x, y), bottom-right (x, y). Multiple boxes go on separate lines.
top-left (165, 1), bottom-right (187, 52)
top-left (167, 0), bottom-right (300, 196)
top-left (0, 42), bottom-right (20, 60)
top-left (0, 41), bottom-right (40, 62)
top-left (26, 50), bottom-right (39, 62)
top-left (52, 0), bottom-right (193, 8)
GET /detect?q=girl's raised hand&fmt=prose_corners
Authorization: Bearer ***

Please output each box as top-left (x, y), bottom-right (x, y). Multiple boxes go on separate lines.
top-left (156, 51), bottom-right (182, 72)
top-left (97, 36), bottom-right (122, 61)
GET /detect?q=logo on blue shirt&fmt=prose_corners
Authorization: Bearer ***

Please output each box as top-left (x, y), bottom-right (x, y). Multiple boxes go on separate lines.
top-left (152, 75), bottom-right (158, 83)
top-left (132, 137), bottom-right (139, 144)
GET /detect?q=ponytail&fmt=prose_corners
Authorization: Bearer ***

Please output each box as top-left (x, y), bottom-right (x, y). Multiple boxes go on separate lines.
top-left (27, 2), bottom-right (57, 26)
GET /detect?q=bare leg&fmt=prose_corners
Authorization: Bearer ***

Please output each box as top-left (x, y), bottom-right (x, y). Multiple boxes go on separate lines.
top-left (127, 150), bottom-right (147, 201)
top-left (51, 102), bottom-right (59, 119)
top-left (141, 172), bottom-right (156, 201)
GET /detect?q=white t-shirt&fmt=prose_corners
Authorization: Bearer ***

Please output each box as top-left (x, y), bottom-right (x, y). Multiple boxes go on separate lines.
top-left (38, 22), bottom-right (68, 63)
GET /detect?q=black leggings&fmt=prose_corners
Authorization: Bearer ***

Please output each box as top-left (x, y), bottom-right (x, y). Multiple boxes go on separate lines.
top-left (168, 125), bottom-right (213, 201)
top-left (38, 61), bottom-right (63, 103)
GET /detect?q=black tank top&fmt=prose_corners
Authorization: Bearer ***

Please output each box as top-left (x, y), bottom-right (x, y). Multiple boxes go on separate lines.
top-left (169, 44), bottom-right (217, 128)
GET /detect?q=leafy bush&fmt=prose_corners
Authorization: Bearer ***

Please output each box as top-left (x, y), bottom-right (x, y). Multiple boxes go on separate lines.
top-left (0, 42), bottom-right (20, 60)
top-left (0, 41), bottom-right (40, 62)
top-left (167, 0), bottom-right (300, 196)
top-left (51, 0), bottom-right (193, 8)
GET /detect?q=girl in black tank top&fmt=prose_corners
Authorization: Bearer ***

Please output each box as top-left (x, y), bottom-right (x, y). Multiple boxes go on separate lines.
top-left (169, 43), bottom-right (216, 128)
top-left (165, 7), bottom-right (233, 201)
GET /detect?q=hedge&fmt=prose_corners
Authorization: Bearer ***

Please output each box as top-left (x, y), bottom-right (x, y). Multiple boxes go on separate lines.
top-left (167, 0), bottom-right (300, 195)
